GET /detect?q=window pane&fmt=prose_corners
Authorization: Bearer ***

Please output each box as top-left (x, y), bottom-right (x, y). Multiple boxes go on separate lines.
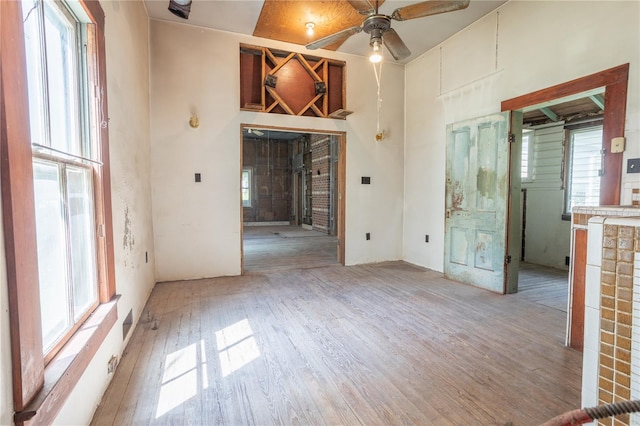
top-left (33, 160), bottom-right (71, 352)
top-left (44, 1), bottom-right (80, 155)
top-left (567, 127), bottom-right (602, 212)
top-left (242, 169), bottom-right (251, 207)
top-left (22, 0), bottom-right (47, 146)
top-left (66, 166), bottom-right (98, 319)
top-left (242, 171), bottom-right (249, 189)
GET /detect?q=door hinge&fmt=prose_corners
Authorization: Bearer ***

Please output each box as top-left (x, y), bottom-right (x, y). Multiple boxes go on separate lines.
top-left (508, 133), bottom-right (516, 143)
top-left (504, 255), bottom-right (512, 264)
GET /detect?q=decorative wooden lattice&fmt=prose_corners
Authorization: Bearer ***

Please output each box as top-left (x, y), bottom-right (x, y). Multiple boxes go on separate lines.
top-left (240, 44), bottom-right (352, 120)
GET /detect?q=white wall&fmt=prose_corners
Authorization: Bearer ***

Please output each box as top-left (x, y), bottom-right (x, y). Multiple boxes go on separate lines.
top-left (404, 1), bottom-right (640, 272)
top-left (53, 0), bottom-right (156, 423)
top-left (149, 20), bottom-right (405, 281)
top-left (522, 124), bottom-right (571, 270)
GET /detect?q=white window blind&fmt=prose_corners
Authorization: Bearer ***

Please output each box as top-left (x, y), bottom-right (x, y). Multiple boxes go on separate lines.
top-left (521, 130), bottom-right (533, 181)
top-left (565, 126), bottom-right (603, 214)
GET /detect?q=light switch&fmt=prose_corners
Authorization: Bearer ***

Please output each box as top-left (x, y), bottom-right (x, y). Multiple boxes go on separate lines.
top-left (611, 137), bottom-right (625, 153)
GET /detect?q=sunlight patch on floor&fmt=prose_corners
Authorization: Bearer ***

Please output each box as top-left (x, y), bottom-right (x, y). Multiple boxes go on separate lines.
top-left (215, 319), bottom-right (260, 377)
top-left (156, 339), bottom-right (208, 418)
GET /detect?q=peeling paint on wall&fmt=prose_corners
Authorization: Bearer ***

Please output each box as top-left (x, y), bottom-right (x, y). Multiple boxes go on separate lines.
top-left (123, 206), bottom-right (135, 251)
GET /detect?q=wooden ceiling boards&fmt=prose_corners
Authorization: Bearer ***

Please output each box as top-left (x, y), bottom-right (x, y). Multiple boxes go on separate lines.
top-left (253, 0), bottom-right (381, 51)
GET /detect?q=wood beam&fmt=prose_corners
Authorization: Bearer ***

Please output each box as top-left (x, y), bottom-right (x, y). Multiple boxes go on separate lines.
top-left (539, 107), bottom-right (558, 122)
top-left (589, 94), bottom-right (605, 110)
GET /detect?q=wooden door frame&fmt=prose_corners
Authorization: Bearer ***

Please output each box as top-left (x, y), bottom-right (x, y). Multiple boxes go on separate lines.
top-left (501, 63), bottom-right (629, 206)
top-left (501, 64), bottom-right (629, 350)
top-left (239, 124), bottom-right (346, 272)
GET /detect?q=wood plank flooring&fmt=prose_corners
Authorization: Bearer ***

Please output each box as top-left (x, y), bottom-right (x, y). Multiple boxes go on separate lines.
top-left (91, 262), bottom-right (581, 426)
top-left (243, 225), bottom-right (338, 273)
top-left (518, 262), bottom-right (569, 312)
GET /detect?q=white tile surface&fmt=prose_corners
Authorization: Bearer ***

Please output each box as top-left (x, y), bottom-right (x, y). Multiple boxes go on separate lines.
top-left (587, 220), bottom-right (603, 266)
top-left (584, 306), bottom-right (601, 353)
top-left (585, 265), bottom-right (601, 309)
top-left (582, 347), bottom-right (599, 408)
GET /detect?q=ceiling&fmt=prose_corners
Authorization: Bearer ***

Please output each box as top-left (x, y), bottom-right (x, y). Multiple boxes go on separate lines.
top-left (522, 90), bottom-right (605, 127)
top-left (145, 1), bottom-right (605, 128)
top-left (144, 0), bottom-right (507, 64)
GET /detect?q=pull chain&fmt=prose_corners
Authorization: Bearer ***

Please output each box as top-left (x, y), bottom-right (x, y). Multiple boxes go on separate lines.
top-left (372, 60), bottom-right (384, 141)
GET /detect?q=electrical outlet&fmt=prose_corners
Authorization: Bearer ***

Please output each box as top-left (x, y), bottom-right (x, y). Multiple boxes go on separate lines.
top-left (366, 232), bottom-right (370, 240)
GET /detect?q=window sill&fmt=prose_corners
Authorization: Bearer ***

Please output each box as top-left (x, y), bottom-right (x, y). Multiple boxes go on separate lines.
top-left (15, 295), bottom-right (120, 426)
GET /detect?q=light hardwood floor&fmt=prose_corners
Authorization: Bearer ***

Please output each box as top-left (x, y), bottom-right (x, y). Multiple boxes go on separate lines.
top-left (243, 225), bottom-right (338, 273)
top-left (92, 260), bottom-right (581, 425)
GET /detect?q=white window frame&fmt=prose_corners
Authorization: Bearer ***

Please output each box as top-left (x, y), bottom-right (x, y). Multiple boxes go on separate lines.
top-left (4, 0), bottom-right (116, 420)
top-left (24, 0), bottom-right (99, 362)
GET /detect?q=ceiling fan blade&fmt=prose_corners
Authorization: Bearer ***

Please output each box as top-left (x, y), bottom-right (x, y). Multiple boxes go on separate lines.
top-left (347, 0), bottom-right (375, 15)
top-left (305, 26), bottom-right (362, 50)
top-left (391, 0), bottom-right (470, 21)
top-left (382, 28), bottom-right (411, 61)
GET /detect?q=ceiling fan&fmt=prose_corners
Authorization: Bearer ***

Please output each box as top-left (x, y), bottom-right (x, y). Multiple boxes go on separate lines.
top-left (305, 0), bottom-right (470, 62)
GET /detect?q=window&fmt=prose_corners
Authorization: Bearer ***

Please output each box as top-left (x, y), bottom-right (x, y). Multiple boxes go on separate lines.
top-left (564, 125), bottom-right (603, 215)
top-left (2, 0), bottom-right (116, 420)
top-left (521, 129), bottom-right (534, 181)
top-left (242, 168), bottom-right (252, 207)
top-left (24, 0), bottom-right (99, 360)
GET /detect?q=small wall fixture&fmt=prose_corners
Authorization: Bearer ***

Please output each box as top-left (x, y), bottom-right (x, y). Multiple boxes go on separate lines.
top-left (168, 0), bottom-right (192, 19)
top-left (264, 74), bottom-right (277, 88)
top-left (189, 116), bottom-right (199, 128)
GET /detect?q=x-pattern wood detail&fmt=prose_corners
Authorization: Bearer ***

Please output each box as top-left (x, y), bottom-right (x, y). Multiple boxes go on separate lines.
top-left (240, 44), bottom-right (348, 119)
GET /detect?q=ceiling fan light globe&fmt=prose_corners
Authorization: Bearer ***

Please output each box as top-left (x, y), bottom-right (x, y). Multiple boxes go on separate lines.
top-left (369, 52), bottom-right (382, 63)
top-left (370, 39), bottom-right (382, 63)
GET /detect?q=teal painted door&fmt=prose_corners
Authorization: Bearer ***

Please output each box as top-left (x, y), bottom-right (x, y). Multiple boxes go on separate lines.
top-left (444, 112), bottom-right (512, 293)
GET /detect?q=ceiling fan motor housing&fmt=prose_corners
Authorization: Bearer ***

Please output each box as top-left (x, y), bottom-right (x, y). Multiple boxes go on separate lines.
top-left (363, 15), bottom-right (391, 43)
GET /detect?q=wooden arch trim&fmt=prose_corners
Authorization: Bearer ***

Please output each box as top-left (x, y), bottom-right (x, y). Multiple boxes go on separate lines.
top-left (501, 63), bottom-right (629, 206)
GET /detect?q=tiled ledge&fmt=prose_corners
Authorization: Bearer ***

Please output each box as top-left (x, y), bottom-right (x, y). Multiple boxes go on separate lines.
top-left (573, 207), bottom-right (640, 228)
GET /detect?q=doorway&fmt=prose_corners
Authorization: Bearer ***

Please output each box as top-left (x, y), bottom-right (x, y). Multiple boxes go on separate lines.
top-left (502, 64), bottom-right (629, 349)
top-left (240, 125), bottom-right (346, 273)
top-left (515, 97), bottom-right (604, 322)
